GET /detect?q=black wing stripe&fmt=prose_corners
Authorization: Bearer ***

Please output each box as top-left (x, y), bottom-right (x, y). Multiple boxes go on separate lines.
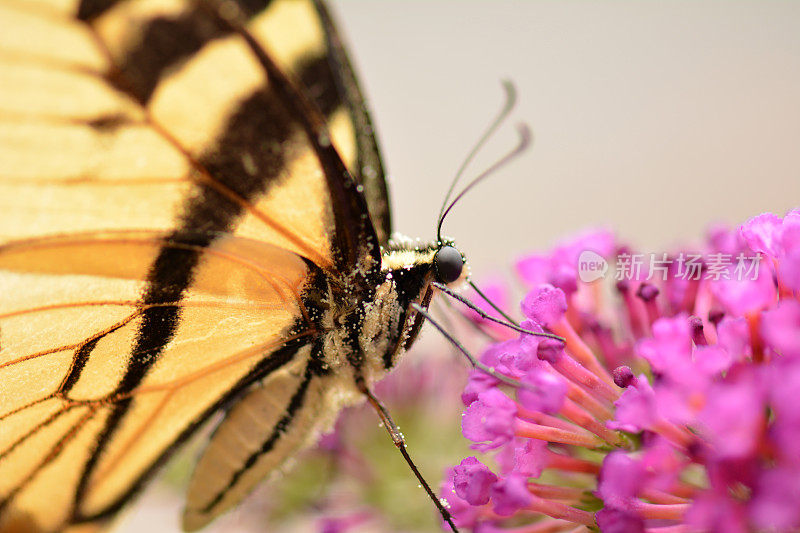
top-left (63, 0), bottom-right (361, 523)
top-left (71, 48), bottom-right (345, 524)
top-left (109, 11), bottom-right (229, 104)
top-left (297, 52), bottom-right (345, 119)
top-left (73, 334), bottom-right (311, 523)
top-left (0, 406), bottom-right (98, 518)
top-left (108, 52), bottom-right (348, 400)
top-left (76, 0), bottom-right (272, 23)
top-left (83, 54), bottom-right (341, 399)
top-left (311, 0), bottom-right (391, 245)
top-left (70, 51), bottom-right (346, 519)
top-left (60, 319), bottom-right (129, 394)
top-left (197, 341), bottom-right (324, 514)
top-left (87, 0), bottom-right (342, 114)
top-left (76, 0), bottom-right (121, 21)
top-left (189, 57), bottom-right (337, 233)
top-left (106, 2), bottom-right (274, 104)
top-left (207, 5), bottom-right (380, 272)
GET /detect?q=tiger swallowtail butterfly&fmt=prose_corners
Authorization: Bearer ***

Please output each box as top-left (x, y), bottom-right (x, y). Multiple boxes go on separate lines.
top-left (0, 0), bottom-right (514, 531)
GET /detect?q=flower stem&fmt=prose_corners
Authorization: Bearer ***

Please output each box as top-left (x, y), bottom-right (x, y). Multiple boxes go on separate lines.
top-left (515, 419), bottom-right (603, 448)
top-left (552, 319), bottom-right (616, 386)
top-left (527, 496), bottom-right (596, 526)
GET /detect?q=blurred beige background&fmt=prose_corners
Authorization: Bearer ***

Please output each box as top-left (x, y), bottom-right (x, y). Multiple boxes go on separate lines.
top-left (118, 2), bottom-right (800, 531)
top-left (332, 0), bottom-right (800, 277)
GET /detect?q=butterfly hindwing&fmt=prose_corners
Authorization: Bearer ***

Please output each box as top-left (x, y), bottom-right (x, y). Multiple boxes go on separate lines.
top-left (182, 341), bottom-right (358, 531)
top-left (0, 232), bottom-right (312, 530)
top-left (0, 0), bottom-right (391, 531)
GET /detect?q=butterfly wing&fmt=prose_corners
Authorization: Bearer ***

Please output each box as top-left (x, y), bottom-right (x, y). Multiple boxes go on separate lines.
top-left (0, 231), bottom-right (313, 532)
top-left (311, 0), bottom-right (391, 246)
top-left (0, 0), bottom-right (388, 530)
top-left (182, 344), bottom-right (347, 531)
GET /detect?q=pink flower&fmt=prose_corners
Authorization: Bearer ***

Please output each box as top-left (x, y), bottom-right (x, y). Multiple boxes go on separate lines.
top-left (740, 209), bottom-right (800, 292)
top-left (708, 223), bottom-right (749, 256)
top-left (453, 457), bottom-right (498, 505)
top-left (490, 475), bottom-right (532, 516)
top-left (611, 365), bottom-right (636, 388)
top-left (595, 507), bottom-right (645, 533)
top-left (520, 284), bottom-right (567, 328)
top-left (779, 249), bottom-right (800, 291)
top-left (461, 369), bottom-right (500, 406)
top-left (516, 229), bottom-right (614, 296)
top-left (597, 452), bottom-right (645, 510)
top-left (761, 299), bottom-right (800, 358)
top-left (766, 363), bottom-right (800, 461)
top-left (607, 374), bottom-right (658, 432)
top-left (439, 468), bottom-right (483, 528)
top-left (709, 264), bottom-right (777, 316)
top-left (639, 435), bottom-right (684, 491)
top-left (516, 369), bottom-right (566, 414)
top-left (686, 490), bottom-right (749, 533)
top-left (510, 439), bottom-right (548, 477)
top-left (749, 466), bottom-right (800, 530)
top-left (636, 315), bottom-right (693, 379)
top-left (717, 316), bottom-right (752, 362)
top-left (442, 210), bottom-right (800, 533)
top-left (740, 212), bottom-right (783, 256)
top-left (697, 370), bottom-right (765, 459)
top-left (462, 389), bottom-right (518, 451)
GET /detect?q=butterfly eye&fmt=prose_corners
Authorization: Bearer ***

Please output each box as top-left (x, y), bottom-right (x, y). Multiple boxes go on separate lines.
top-left (434, 245), bottom-right (464, 284)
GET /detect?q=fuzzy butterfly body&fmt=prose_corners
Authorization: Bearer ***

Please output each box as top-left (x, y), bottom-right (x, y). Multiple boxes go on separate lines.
top-left (0, 1), bottom-right (459, 531)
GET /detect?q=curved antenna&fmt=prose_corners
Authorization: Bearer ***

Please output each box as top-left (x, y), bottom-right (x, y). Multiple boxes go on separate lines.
top-left (436, 80), bottom-right (517, 242)
top-left (437, 123), bottom-right (532, 240)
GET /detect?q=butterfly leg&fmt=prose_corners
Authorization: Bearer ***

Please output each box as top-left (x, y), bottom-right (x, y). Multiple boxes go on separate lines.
top-left (355, 378), bottom-right (460, 533)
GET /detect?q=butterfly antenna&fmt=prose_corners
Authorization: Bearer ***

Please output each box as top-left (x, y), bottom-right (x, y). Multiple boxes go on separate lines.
top-left (431, 282), bottom-right (565, 342)
top-left (437, 123), bottom-right (532, 242)
top-left (436, 80), bottom-right (517, 243)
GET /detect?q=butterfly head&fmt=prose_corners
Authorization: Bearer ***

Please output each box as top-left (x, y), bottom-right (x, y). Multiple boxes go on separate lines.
top-left (433, 243), bottom-right (465, 285)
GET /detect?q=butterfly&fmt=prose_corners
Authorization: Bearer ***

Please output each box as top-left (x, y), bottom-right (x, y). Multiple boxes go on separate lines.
top-left (0, 0), bottom-right (485, 531)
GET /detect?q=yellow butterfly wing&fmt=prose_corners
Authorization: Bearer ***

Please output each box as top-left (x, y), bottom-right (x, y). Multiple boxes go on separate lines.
top-left (0, 0), bottom-right (389, 530)
top-left (0, 232), bottom-right (312, 531)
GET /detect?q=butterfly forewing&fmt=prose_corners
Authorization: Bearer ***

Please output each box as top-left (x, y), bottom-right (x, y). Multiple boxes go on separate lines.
top-left (0, 0), bottom-right (389, 256)
top-left (0, 0), bottom-right (393, 531)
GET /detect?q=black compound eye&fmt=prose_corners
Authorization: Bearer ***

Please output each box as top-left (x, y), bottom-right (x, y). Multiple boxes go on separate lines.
top-left (434, 246), bottom-right (464, 284)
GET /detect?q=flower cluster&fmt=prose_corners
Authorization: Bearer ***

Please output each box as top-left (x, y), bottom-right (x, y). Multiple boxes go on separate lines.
top-left (441, 209), bottom-right (800, 532)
